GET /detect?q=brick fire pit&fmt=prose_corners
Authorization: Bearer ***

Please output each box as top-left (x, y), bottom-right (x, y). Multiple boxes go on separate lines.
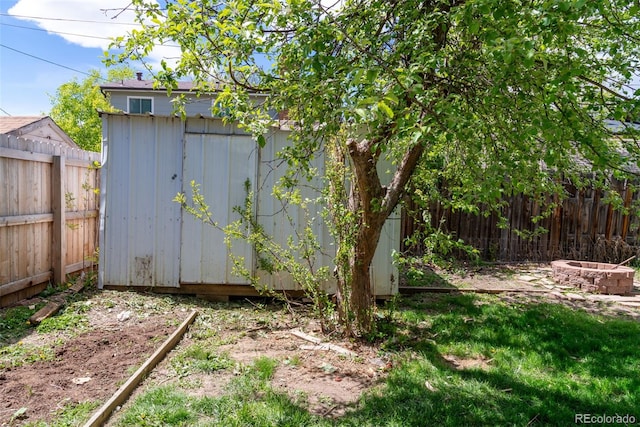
top-left (551, 260), bottom-right (635, 295)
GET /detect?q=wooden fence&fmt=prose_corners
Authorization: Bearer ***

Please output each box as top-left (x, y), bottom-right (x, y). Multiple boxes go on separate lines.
top-left (0, 135), bottom-right (100, 307)
top-left (401, 179), bottom-right (640, 263)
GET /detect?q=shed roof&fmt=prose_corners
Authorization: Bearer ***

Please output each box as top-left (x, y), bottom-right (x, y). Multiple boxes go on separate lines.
top-left (100, 79), bottom-right (206, 92)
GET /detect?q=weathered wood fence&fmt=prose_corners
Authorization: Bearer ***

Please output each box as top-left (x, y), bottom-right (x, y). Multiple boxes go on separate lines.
top-left (402, 179), bottom-right (640, 263)
top-left (0, 135), bottom-right (100, 307)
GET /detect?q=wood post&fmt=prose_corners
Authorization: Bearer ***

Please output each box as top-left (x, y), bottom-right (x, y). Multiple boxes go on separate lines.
top-left (52, 156), bottom-right (66, 285)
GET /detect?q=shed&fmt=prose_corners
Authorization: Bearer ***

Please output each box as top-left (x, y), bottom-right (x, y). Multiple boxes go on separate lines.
top-left (98, 113), bottom-right (399, 298)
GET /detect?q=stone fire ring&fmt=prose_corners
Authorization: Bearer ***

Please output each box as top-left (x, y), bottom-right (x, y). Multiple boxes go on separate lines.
top-left (551, 260), bottom-right (635, 296)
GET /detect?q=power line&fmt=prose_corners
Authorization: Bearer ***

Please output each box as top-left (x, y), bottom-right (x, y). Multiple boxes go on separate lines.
top-left (0, 22), bottom-right (114, 41)
top-left (0, 22), bottom-right (181, 48)
top-left (0, 12), bottom-right (140, 26)
top-left (0, 107), bottom-right (12, 116)
top-left (0, 43), bottom-right (108, 80)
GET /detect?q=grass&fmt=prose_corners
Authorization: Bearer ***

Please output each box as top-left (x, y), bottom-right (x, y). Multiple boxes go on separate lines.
top-left (115, 357), bottom-right (314, 427)
top-left (108, 292), bottom-right (640, 426)
top-left (0, 305), bottom-right (56, 369)
top-left (0, 284), bottom-right (94, 371)
top-left (341, 294), bottom-right (640, 426)
top-left (171, 343), bottom-right (234, 377)
top-left (21, 401), bottom-right (100, 427)
top-left (3, 287), bottom-right (640, 426)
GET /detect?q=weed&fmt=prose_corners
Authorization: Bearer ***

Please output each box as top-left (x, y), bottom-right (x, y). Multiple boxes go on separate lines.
top-left (0, 342), bottom-right (55, 369)
top-left (171, 344), bottom-right (233, 377)
top-left (0, 305), bottom-right (38, 344)
top-left (284, 354), bottom-right (302, 367)
top-left (36, 305), bottom-right (88, 334)
top-left (16, 401), bottom-right (98, 427)
top-left (252, 356), bottom-right (278, 380)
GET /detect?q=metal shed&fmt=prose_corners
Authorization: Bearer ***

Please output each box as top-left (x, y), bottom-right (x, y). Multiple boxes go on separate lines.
top-left (99, 113), bottom-right (399, 297)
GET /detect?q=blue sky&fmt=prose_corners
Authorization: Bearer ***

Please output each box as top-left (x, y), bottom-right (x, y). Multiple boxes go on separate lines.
top-left (0, 1), bottom-right (638, 118)
top-left (0, 0), bottom-right (173, 116)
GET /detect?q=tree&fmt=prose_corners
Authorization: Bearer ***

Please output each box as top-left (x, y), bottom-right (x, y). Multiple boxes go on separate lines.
top-left (111, 0), bottom-right (640, 336)
top-left (49, 67), bottom-right (134, 152)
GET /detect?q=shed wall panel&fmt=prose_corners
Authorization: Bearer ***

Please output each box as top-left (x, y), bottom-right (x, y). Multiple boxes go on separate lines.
top-left (99, 115), bottom-right (182, 288)
top-left (180, 133), bottom-right (255, 284)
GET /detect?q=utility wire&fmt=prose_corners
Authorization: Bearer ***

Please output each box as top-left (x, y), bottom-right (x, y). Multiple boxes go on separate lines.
top-left (0, 107), bottom-right (13, 116)
top-left (0, 12), bottom-right (140, 26)
top-left (0, 22), bottom-right (181, 48)
top-left (0, 22), bottom-right (114, 40)
top-left (0, 43), bottom-right (108, 80)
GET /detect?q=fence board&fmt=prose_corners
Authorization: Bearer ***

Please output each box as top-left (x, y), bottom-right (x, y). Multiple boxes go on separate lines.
top-left (403, 179), bottom-right (640, 263)
top-left (0, 135), bottom-right (100, 307)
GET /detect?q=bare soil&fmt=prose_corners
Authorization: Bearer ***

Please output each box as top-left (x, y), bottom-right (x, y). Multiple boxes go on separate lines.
top-left (1, 263), bottom-right (639, 426)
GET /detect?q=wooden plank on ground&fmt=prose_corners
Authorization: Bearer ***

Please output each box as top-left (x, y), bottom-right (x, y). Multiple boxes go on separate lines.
top-left (291, 330), bottom-right (357, 357)
top-left (28, 301), bottom-right (62, 325)
top-left (69, 281), bottom-right (85, 293)
top-left (83, 310), bottom-right (198, 427)
top-left (399, 286), bottom-right (553, 295)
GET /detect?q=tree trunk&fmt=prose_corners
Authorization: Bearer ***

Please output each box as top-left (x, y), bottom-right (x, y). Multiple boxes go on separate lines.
top-left (349, 215), bottom-right (385, 333)
top-left (340, 135), bottom-right (425, 336)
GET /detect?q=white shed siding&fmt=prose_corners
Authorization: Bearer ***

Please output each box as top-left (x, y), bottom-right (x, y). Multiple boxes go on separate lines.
top-left (99, 114), bottom-right (398, 296)
top-left (180, 133), bottom-right (256, 284)
top-left (99, 115), bottom-right (183, 288)
top-left (256, 130), bottom-right (336, 293)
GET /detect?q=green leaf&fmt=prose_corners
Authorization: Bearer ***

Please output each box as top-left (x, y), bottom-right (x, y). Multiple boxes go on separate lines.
top-left (257, 134), bottom-right (266, 148)
top-left (469, 20), bottom-right (480, 34)
top-left (377, 101), bottom-right (394, 118)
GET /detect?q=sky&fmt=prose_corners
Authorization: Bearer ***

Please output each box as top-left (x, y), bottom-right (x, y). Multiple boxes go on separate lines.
top-left (0, 0), bottom-right (177, 116)
top-left (0, 1), bottom-right (638, 118)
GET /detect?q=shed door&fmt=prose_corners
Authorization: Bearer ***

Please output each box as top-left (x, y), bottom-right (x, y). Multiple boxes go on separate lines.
top-left (180, 134), bottom-right (256, 284)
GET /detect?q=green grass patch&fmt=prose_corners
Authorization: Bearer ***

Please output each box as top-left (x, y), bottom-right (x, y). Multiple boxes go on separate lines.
top-left (0, 341), bottom-right (55, 369)
top-left (0, 305), bottom-right (56, 369)
top-left (76, 294), bottom-right (640, 426)
top-left (171, 343), bottom-right (234, 377)
top-left (0, 305), bottom-right (38, 344)
top-left (340, 294), bottom-right (640, 426)
top-left (22, 400), bottom-right (100, 427)
top-left (36, 302), bottom-right (89, 334)
top-left (116, 357), bottom-right (318, 427)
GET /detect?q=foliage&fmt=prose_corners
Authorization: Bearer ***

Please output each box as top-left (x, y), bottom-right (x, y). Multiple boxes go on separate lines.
top-left (48, 66), bottom-right (133, 151)
top-left (171, 343), bottom-right (234, 376)
top-left (0, 305), bottom-right (37, 344)
top-left (36, 302), bottom-right (90, 334)
top-left (175, 180), bottom-right (338, 332)
top-left (112, 0), bottom-right (640, 335)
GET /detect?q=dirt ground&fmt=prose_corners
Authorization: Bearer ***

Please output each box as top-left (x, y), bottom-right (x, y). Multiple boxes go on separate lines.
top-left (1, 263), bottom-right (639, 426)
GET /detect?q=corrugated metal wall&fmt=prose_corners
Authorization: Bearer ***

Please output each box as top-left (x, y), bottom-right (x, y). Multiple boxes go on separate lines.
top-left (99, 114), bottom-right (398, 296)
top-left (180, 128), bottom-right (257, 284)
top-left (99, 115), bottom-right (183, 288)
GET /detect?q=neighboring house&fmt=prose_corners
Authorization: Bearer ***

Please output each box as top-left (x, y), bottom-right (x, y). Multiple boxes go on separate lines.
top-left (0, 116), bottom-right (79, 148)
top-left (100, 72), bottom-right (271, 117)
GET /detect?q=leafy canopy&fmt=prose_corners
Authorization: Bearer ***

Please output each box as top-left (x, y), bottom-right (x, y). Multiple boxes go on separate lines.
top-left (110, 0), bottom-right (640, 334)
top-left (49, 67), bottom-right (133, 152)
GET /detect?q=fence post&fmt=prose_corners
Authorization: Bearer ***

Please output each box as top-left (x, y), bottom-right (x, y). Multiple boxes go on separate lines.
top-left (52, 156), bottom-right (66, 284)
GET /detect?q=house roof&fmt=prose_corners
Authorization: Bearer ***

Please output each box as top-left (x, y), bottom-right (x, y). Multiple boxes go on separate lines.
top-left (0, 116), bottom-right (47, 134)
top-left (0, 116), bottom-right (79, 148)
top-left (100, 79), bottom-right (212, 92)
